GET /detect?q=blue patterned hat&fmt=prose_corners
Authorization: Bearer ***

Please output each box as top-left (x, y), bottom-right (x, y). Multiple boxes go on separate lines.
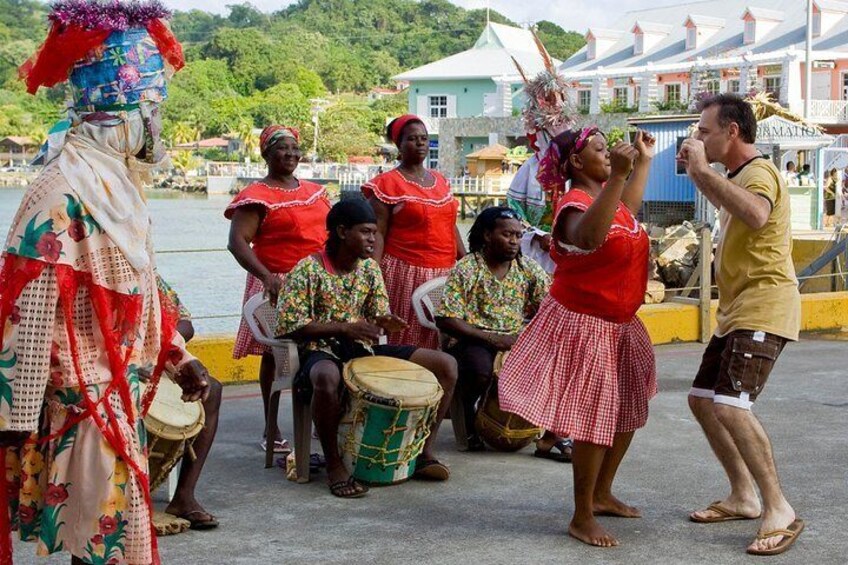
top-left (69, 27), bottom-right (167, 111)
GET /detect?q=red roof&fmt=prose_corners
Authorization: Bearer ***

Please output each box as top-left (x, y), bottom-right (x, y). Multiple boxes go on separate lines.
top-left (175, 137), bottom-right (230, 149)
top-left (370, 87), bottom-right (402, 94)
top-left (1, 136), bottom-right (36, 146)
top-left (348, 156), bottom-right (376, 164)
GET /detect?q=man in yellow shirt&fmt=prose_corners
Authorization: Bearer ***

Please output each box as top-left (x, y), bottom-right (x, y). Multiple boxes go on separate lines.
top-left (678, 94), bottom-right (803, 557)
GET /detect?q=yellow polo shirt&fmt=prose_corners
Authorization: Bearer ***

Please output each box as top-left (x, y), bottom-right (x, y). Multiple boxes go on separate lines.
top-left (714, 157), bottom-right (801, 340)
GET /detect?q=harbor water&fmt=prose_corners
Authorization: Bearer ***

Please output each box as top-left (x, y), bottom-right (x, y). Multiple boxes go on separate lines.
top-left (1, 187), bottom-right (473, 336)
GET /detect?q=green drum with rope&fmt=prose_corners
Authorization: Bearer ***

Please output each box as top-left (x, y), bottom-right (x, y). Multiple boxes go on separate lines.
top-left (339, 356), bottom-right (443, 485)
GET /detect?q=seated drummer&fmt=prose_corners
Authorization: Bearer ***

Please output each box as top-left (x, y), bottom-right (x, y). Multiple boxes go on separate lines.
top-left (152, 276), bottom-right (223, 529)
top-left (276, 199), bottom-right (458, 498)
top-left (435, 207), bottom-right (571, 460)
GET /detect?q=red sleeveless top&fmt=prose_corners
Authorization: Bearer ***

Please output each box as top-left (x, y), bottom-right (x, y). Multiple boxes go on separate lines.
top-left (225, 180), bottom-right (331, 274)
top-left (362, 169), bottom-right (458, 269)
top-left (549, 189), bottom-right (649, 323)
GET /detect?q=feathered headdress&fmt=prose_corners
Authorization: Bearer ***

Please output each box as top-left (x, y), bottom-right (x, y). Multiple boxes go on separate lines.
top-left (513, 30), bottom-right (577, 144)
top-left (19, 0), bottom-right (184, 105)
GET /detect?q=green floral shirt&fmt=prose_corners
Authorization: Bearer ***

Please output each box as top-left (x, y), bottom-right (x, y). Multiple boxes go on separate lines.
top-left (436, 252), bottom-right (550, 335)
top-left (276, 255), bottom-right (390, 353)
top-left (156, 274), bottom-right (191, 321)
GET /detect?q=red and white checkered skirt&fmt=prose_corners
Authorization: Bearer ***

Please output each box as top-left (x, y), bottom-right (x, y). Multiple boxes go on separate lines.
top-left (380, 253), bottom-right (451, 350)
top-left (233, 271), bottom-right (286, 359)
top-left (498, 295), bottom-right (657, 447)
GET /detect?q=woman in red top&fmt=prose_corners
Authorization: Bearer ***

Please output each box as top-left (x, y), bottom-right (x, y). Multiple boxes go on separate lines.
top-left (226, 125), bottom-right (331, 452)
top-left (363, 114), bottom-right (465, 349)
top-left (498, 127), bottom-right (658, 548)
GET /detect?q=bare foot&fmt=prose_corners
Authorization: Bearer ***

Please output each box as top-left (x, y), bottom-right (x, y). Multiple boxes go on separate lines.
top-left (690, 498), bottom-right (761, 522)
top-left (593, 494), bottom-right (641, 518)
top-left (568, 516), bottom-right (619, 547)
top-left (748, 504), bottom-right (797, 553)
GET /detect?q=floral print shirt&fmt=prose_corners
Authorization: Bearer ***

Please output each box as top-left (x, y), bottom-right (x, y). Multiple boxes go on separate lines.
top-left (156, 274), bottom-right (191, 321)
top-left (276, 254), bottom-right (390, 354)
top-left (437, 252), bottom-right (550, 335)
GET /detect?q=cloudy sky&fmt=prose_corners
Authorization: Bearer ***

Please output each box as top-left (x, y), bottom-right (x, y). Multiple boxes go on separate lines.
top-left (163, 0), bottom-right (684, 33)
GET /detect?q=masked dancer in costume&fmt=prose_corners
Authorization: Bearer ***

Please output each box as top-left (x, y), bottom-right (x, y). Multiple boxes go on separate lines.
top-left (0, 2), bottom-right (209, 563)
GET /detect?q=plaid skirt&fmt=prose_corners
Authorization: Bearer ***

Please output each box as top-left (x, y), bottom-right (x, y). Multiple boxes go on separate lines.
top-left (233, 272), bottom-right (285, 359)
top-left (498, 296), bottom-right (657, 447)
top-left (380, 253), bottom-right (451, 350)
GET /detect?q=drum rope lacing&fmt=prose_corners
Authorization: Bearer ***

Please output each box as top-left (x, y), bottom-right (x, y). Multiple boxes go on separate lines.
top-left (340, 396), bottom-right (439, 469)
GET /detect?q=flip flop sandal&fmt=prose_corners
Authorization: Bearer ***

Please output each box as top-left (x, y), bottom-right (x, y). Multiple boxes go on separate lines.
top-left (329, 477), bottom-right (369, 498)
top-left (746, 519), bottom-right (805, 556)
top-left (169, 510), bottom-right (219, 530)
top-left (533, 438), bottom-right (573, 463)
top-left (260, 438), bottom-right (292, 455)
top-left (310, 452), bottom-right (327, 472)
top-left (690, 501), bottom-right (762, 523)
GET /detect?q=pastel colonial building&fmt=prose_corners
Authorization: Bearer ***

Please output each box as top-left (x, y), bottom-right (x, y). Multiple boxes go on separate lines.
top-left (560, 0), bottom-right (848, 134)
top-left (393, 22), bottom-right (559, 175)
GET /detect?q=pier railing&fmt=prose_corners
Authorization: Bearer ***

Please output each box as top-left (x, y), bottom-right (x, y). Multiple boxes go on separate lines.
top-left (158, 224), bottom-right (848, 341)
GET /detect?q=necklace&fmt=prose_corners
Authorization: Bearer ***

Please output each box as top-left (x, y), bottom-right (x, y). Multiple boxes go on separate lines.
top-left (259, 177), bottom-right (300, 191)
top-left (397, 167), bottom-right (433, 186)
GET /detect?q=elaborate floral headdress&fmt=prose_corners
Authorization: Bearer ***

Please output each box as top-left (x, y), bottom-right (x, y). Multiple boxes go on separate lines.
top-left (19, 0), bottom-right (184, 111)
top-left (512, 31), bottom-right (577, 151)
top-left (511, 30), bottom-right (580, 208)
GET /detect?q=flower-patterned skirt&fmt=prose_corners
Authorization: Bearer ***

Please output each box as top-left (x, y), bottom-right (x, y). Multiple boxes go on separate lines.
top-left (6, 371), bottom-right (152, 564)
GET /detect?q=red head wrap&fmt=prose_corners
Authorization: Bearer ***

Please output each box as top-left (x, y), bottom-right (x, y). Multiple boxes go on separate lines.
top-left (260, 125), bottom-right (300, 154)
top-left (388, 114), bottom-right (425, 144)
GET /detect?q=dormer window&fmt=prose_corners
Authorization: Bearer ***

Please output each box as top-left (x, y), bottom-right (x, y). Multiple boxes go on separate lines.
top-left (744, 20), bottom-right (756, 44)
top-left (813, 1), bottom-right (848, 36)
top-left (683, 16), bottom-right (725, 50)
top-left (585, 28), bottom-right (624, 61)
top-left (686, 27), bottom-right (697, 49)
top-left (631, 21), bottom-right (672, 56)
top-left (741, 7), bottom-right (784, 45)
top-left (634, 33), bottom-right (645, 55)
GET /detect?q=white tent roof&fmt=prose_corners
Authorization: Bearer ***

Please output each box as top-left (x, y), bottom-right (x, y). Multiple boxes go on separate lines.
top-left (394, 22), bottom-right (560, 82)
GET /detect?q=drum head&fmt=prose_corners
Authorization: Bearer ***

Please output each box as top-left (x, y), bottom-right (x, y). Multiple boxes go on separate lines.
top-left (145, 378), bottom-right (204, 431)
top-left (344, 356), bottom-right (442, 407)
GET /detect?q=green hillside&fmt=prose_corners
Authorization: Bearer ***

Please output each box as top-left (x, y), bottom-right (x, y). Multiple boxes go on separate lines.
top-left (0, 0), bottom-right (585, 160)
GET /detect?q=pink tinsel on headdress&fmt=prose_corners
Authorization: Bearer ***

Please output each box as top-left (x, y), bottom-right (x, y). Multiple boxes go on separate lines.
top-left (19, 0), bottom-right (183, 94)
top-left (49, 0), bottom-right (172, 31)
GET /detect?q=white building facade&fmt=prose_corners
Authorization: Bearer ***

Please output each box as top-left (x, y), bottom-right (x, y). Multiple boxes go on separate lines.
top-left (560, 0), bottom-right (848, 133)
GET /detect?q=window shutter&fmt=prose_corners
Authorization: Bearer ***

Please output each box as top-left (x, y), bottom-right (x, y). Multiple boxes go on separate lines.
top-left (446, 95), bottom-right (457, 118)
top-left (417, 95), bottom-right (428, 116)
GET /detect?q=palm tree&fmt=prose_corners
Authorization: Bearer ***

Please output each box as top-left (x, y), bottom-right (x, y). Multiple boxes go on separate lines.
top-left (171, 121), bottom-right (201, 149)
top-left (233, 119), bottom-right (259, 161)
top-left (171, 151), bottom-right (199, 179)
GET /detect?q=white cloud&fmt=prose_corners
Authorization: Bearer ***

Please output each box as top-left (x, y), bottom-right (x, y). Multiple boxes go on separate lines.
top-left (163, 0), bottom-right (682, 32)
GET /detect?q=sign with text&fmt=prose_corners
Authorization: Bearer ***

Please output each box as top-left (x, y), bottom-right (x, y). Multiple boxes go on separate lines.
top-left (756, 116), bottom-right (833, 149)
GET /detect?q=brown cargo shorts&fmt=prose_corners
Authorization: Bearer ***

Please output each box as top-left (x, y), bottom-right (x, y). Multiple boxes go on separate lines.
top-left (689, 330), bottom-right (787, 410)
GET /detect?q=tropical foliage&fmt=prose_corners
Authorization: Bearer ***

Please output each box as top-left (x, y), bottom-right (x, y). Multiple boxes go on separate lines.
top-left (0, 0), bottom-right (585, 160)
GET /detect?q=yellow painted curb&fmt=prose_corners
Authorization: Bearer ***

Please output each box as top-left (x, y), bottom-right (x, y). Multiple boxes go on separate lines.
top-left (186, 336), bottom-right (262, 385)
top-left (192, 292), bottom-right (848, 384)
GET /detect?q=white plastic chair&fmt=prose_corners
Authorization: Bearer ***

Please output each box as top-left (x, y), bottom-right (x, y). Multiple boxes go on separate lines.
top-left (411, 276), bottom-right (448, 332)
top-left (242, 293), bottom-right (312, 482)
top-left (410, 276), bottom-right (469, 450)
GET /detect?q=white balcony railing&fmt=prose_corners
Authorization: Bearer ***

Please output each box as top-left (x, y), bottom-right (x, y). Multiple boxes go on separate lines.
top-left (788, 99), bottom-right (848, 125)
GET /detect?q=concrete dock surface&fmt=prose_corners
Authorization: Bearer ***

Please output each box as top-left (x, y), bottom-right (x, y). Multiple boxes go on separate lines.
top-left (14, 336), bottom-right (848, 564)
